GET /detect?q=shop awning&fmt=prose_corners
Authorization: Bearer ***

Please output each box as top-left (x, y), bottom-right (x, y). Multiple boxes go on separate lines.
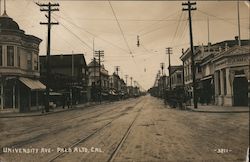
top-left (19, 77), bottom-right (46, 91)
top-left (201, 75), bottom-right (213, 81)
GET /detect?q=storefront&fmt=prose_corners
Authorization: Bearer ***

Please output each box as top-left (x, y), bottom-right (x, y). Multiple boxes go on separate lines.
top-left (213, 45), bottom-right (249, 106)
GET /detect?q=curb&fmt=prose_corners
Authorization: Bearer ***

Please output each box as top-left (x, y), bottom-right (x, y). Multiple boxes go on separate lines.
top-left (186, 107), bottom-right (250, 113)
top-left (0, 103), bottom-right (98, 118)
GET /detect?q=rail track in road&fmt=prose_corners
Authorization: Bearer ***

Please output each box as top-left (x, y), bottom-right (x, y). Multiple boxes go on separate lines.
top-left (48, 101), bottom-right (145, 162)
top-left (1, 98), bottom-right (144, 153)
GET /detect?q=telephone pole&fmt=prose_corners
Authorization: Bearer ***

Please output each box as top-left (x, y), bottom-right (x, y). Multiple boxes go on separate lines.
top-left (115, 66), bottom-right (120, 76)
top-left (37, 2), bottom-right (59, 112)
top-left (166, 47), bottom-right (172, 90)
top-left (160, 63), bottom-right (164, 76)
top-left (182, 1), bottom-right (197, 108)
top-left (125, 75), bottom-right (128, 86)
top-left (94, 50), bottom-right (104, 104)
top-left (130, 77), bottom-right (133, 86)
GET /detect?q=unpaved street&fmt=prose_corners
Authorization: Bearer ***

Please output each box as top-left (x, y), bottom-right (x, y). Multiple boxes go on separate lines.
top-left (0, 96), bottom-right (249, 162)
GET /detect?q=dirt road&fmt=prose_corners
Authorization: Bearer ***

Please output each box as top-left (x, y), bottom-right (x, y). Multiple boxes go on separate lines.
top-left (0, 96), bottom-right (248, 162)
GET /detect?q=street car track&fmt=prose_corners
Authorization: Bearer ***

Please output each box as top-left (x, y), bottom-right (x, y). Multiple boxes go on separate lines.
top-left (48, 102), bottom-right (145, 162)
top-left (0, 98), bottom-right (144, 153)
top-left (107, 105), bottom-right (144, 162)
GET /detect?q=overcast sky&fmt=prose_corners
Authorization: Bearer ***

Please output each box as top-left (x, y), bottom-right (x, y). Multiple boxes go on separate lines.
top-left (2, 0), bottom-right (249, 90)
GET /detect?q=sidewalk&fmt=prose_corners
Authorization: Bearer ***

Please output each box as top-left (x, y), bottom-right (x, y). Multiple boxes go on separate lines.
top-left (0, 102), bottom-right (103, 118)
top-left (186, 105), bottom-right (249, 113)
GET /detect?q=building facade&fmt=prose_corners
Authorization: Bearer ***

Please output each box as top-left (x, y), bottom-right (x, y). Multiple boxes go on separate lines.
top-left (180, 38), bottom-right (250, 106)
top-left (40, 54), bottom-right (88, 105)
top-left (213, 45), bottom-right (249, 106)
top-left (169, 65), bottom-right (183, 90)
top-left (88, 59), bottom-right (109, 101)
top-left (0, 13), bottom-right (44, 112)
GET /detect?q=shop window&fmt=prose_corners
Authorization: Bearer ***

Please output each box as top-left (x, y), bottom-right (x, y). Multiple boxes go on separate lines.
top-left (7, 46), bottom-right (14, 66)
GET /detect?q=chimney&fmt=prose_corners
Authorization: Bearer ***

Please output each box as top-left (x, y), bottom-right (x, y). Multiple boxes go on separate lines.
top-left (182, 48), bottom-right (184, 54)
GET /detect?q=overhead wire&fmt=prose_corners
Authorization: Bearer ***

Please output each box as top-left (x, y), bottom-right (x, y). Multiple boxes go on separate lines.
top-left (171, 11), bottom-right (184, 44)
top-left (53, 13), bottom-right (130, 54)
top-left (138, 10), bottom-right (180, 35)
top-left (197, 9), bottom-right (249, 30)
top-left (108, 1), bottom-right (133, 55)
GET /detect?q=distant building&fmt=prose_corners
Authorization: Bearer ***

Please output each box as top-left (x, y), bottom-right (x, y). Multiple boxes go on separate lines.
top-left (88, 59), bottom-right (109, 101)
top-left (0, 13), bottom-right (44, 112)
top-left (169, 65), bottom-right (183, 90)
top-left (40, 54), bottom-right (88, 104)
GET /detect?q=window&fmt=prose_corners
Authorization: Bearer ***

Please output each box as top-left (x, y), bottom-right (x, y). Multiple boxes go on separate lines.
top-left (27, 54), bottom-right (32, 70)
top-left (17, 47), bottom-right (20, 67)
top-left (223, 69), bottom-right (227, 95)
top-left (7, 46), bottom-right (14, 66)
top-left (34, 55), bottom-right (38, 71)
top-left (0, 46), bottom-right (2, 66)
top-left (218, 71), bottom-right (221, 95)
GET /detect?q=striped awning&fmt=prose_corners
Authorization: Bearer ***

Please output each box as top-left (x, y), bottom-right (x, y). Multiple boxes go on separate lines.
top-left (19, 77), bottom-right (46, 91)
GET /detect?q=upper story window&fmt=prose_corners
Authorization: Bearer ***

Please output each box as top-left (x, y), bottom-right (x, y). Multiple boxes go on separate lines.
top-left (0, 46), bottom-right (2, 66)
top-left (27, 54), bottom-right (32, 70)
top-left (33, 54), bottom-right (38, 71)
top-left (17, 47), bottom-right (21, 67)
top-left (7, 46), bottom-right (14, 66)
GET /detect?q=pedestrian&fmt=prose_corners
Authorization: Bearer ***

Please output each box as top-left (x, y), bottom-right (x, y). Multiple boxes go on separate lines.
top-left (62, 95), bottom-right (65, 109)
top-left (67, 96), bottom-right (70, 109)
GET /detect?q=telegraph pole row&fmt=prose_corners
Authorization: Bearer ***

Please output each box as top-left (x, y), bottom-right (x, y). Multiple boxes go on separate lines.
top-left (94, 50), bottom-right (104, 104)
top-left (125, 75), bottom-right (128, 86)
top-left (37, 2), bottom-right (59, 112)
top-left (166, 47), bottom-right (172, 90)
top-left (115, 66), bottom-right (120, 76)
top-left (182, 1), bottom-right (197, 108)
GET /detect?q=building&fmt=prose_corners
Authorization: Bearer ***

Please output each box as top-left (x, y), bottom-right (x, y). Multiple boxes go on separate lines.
top-left (169, 65), bottom-right (183, 90)
top-left (0, 13), bottom-right (44, 112)
top-left (88, 59), bottom-right (109, 101)
top-left (180, 46), bottom-right (201, 101)
top-left (213, 45), bottom-right (249, 106)
top-left (40, 54), bottom-right (88, 105)
top-left (180, 38), bottom-right (250, 106)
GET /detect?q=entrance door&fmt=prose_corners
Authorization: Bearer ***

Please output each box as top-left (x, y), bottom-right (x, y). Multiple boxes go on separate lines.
top-left (233, 77), bottom-right (248, 106)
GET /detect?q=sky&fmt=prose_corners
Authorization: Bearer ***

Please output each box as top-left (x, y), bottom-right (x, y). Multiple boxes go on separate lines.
top-left (1, 0), bottom-right (249, 90)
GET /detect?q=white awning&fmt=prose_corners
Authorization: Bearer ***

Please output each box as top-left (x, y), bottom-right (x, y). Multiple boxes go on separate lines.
top-left (19, 77), bottom-right (46, 91)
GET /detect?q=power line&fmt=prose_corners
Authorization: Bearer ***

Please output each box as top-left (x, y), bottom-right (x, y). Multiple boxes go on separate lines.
top-left (197, 9), bottom-right (249, 30)
top-left (138, 10), bottom-right (180, 34)
top-left (53, 13), bottom-right (130, 54)
top-left (108, 1), bottom-right (133, 55)
top-left (52, 15), bottom-right (93, 51)
top-left (171, 11), bottom-right (184, 44)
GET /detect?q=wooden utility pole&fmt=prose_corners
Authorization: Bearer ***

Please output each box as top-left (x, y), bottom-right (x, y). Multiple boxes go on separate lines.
top-left (37, 2), bottom-right (59, 112)
top-left (166, 47), bottom-right (172, 90)
top-left (237, 0), bottom-right (241, 46)
top-left (125, 75), bottom-right (128, 86)
top-left (95, 50), bottom-right (104, 104)
top-left (115, 66), bottom-right (120, 76)
top-left (182, 1), bottom-right (197, 108)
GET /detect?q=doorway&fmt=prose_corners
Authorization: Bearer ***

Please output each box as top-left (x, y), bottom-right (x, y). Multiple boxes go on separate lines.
top-left (233, 77), bottom-right (248, 106)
